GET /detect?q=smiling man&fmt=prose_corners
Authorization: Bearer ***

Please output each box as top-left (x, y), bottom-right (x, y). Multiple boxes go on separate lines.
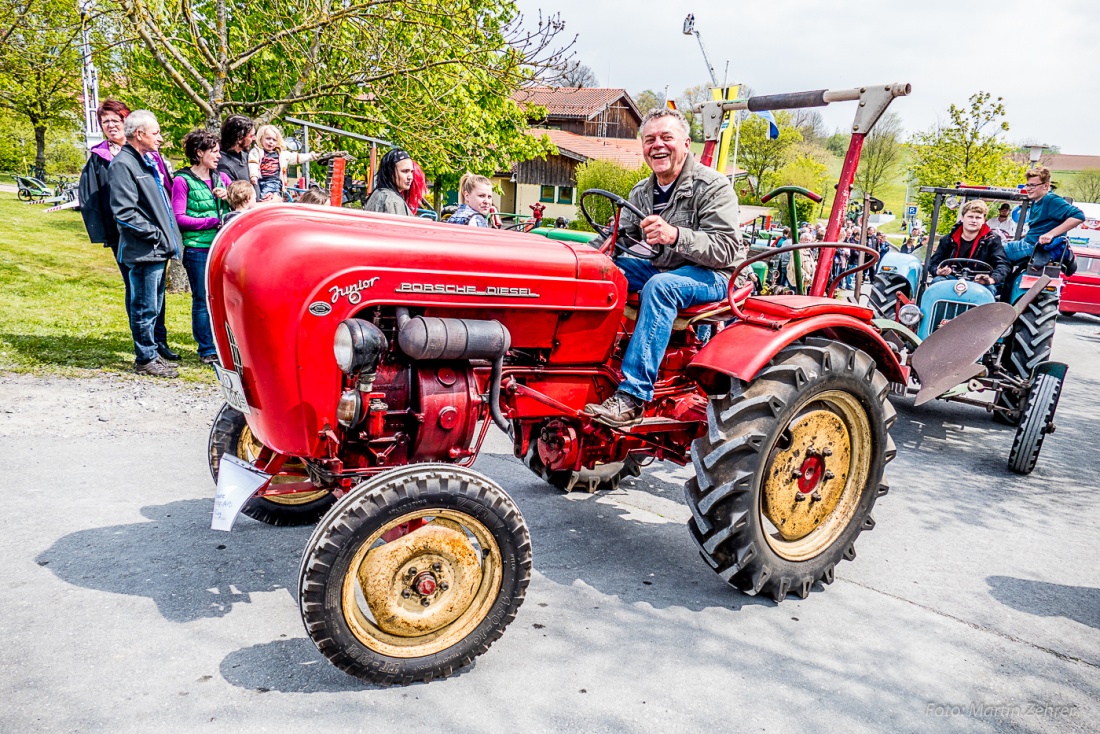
top-left (584, 108), bottom-right (743, 427)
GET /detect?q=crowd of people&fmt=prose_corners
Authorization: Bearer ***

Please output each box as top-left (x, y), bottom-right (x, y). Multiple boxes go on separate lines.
top-left (76, 103), bottom-right (507, 379)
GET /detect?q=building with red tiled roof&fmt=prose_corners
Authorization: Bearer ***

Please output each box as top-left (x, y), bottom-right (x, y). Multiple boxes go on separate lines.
top-left (512, 87), bottom-right (642, 140)
top-left (1047, 154), bottom-right (1100, 172)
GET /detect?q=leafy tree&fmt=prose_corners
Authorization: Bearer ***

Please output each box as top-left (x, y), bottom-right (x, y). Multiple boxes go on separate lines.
top-left (677, 84), bottom-right (712, 142)
top-left (824, 130), bottom-right (849, 157)
top-left (111, 0), bottom-right (566, 182)
top-left (792, 110), bottom-right (826, 144)
top-left (572, 159), bottom-right (646, 231)
top-left (774, 150), bottom-right (829, 226)
top-left (633, 89), bottom-right (661, 117)
top-left (733, 111), bottom-right (801, 196)
top-left (1069, 169), bottom-right (1100, 204)
top-left (854, 111), bottom-right (902, 198)
top-left (909, 92), bottom-right (1025, 231)
top-left (556, 61), bottom-right (597, 88)
top-left (0, 0), bottom-right (82, 177)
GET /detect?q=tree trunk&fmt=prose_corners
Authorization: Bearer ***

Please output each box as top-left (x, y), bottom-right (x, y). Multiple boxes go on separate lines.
top-left (166, 259), bottom-right (190, 294)
top-left (33, 124), bottom-right (47, 179)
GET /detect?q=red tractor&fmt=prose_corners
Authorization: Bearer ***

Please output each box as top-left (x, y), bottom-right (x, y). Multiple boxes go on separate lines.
top-left (206, 82), bottom-right (911, 685)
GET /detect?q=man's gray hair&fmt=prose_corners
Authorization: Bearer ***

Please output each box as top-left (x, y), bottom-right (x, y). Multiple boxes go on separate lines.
top-left (640, 107), bottom-right (691, 140)
top-left (124, 110), bottom-right (158, 139)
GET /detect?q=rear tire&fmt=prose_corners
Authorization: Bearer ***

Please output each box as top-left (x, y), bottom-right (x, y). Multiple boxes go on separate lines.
top-left (1008, 373), bottom-right (1063, 475)
top-left (684, 338), bottom-right (895, 602)
top-left (996, 290), bottom-right (1059, 424)
top-left (868, 273), bottom-right (909, 321)
top-left (208, 403), bottom-right (335, 526)
top-left (298, 465), bottom-right (531, 685)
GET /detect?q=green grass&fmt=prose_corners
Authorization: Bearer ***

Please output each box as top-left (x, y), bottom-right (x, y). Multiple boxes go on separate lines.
top-left (0, 193), bottom-right (214, 382)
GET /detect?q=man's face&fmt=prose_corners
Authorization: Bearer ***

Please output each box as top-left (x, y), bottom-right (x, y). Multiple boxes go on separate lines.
top-left (241, 128), bottom-right (256, 151)
top-left (998, 208), bottom-right (1010, 220)
top-left (961, 209), bottom-right (986, 232)
top-left (1025, 177), bottom-right (1048, 201)
top-left (132, 124), bottom-right (163, 154)
top-left (642, 116), bottom-right (690, 183)
top-left (868, 227), bottom-right (876, 238)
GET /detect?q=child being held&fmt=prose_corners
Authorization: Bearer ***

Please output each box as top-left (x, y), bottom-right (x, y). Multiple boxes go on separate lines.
top-left (448, 173), bottom-right (500, 227)
top-left (248, 125), bottom-right (319, 201)
top-left (223, 180), bottom-right (257, 224)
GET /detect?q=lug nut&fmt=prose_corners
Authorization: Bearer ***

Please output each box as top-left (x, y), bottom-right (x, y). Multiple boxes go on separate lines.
top-left (440, 582), bottom-right (449, 591)
top-left (407, 567), bottom-right (417, 577)
top-left (432, 562), bottom-right (442, 572)
top-left (822, 447), bottom-right (833, 456)
top-left (794, 493), bottom-right (806, 502)
top-left (401, 589), bottom-right (411, 599)
top-left (811, 490), bottom-right (822, 502)
top-left (823, 470), bottom-right (835, 480)
top-left (791, 469), bottom-right (802, 478)
top-left (420, 598), bottom-right (431, 607)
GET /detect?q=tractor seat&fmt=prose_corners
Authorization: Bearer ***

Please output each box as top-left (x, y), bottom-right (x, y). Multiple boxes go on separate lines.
top-left (743, 295), bottom-right (873, 321)
top-left (623, 291), bottom-right (742, 330)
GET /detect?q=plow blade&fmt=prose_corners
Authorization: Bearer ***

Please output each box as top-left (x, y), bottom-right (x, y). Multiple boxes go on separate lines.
top-left (911, 302), bottom-right (1017, 406)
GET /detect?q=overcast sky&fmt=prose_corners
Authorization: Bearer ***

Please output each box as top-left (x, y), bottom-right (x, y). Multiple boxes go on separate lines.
top-left (517, 0), bottom-right (1099, 154)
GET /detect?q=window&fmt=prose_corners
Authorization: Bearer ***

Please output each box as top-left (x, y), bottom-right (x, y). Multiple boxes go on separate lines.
top-left (1080, 255), bottom-right (1100, 274)
top-left (539, 185), bottom-right (555, 203)
top-left (557, 186), bottom-right (573, 205)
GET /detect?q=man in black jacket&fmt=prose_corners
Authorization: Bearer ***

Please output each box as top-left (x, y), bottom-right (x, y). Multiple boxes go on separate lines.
top-left (109, 110), bottom-right (184, 378)
top-left (216, 114), bottom-right (258, 197)
top-left (928, 200), bottom-right (1009, 293)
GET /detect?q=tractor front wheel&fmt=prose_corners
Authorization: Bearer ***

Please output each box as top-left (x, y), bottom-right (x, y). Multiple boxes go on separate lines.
top-left (298, 465), bottom-right (531, 685)
top-left (208, 403), bottom-right (335, 526)
top-left (685, 338), bottom-right (895, 602)
top-left (1008, 372), bottom-right (1063, 475)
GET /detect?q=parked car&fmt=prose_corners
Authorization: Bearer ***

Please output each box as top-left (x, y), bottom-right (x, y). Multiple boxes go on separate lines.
top-left (1060, 247), bottom-right (1100, 317)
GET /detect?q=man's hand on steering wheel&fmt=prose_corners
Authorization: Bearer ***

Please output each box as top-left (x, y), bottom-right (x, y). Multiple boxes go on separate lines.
top-left (578, 189), bottom-right (663, 260)
top-left (640, 215), bottom-right (678, 246)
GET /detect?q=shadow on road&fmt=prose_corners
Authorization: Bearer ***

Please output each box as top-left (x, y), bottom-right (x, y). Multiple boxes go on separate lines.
top-left (987, 576), bottom-right (1100, 631)
top-left (35, 499), bottom-right (310, 623)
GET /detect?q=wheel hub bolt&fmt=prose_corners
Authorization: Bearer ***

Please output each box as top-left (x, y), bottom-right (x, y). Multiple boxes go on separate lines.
top-left (421, 598), bottom-right (431, 607)
top-left (822, 447), bottom-right (833, 457)
top-left (791, 469), bottom-right (802, 478)
top-left (810, 490), bottom-right (822, 502)
top-left (823, 470), bottom-right (835, 480)
top-left (401, 589), bottom-right (411, 599)
top-left (794, 493), bottom-right (807, 503)
top-left (440, 581), bottom-right (449, 591)
top-left (407, 567), bottom-right (417, 577)
top-left (432, 562), bottom-right (442, 572)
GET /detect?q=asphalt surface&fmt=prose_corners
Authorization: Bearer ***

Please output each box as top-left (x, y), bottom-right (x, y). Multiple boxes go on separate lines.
top-left (2, 316), bottom-right (1099, 733)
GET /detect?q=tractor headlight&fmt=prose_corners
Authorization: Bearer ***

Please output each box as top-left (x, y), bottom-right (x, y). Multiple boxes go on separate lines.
top-left (333, 318), bottom-right (388, 375)
top-left (898, 303), bottom-right (922, 327)
top-left (336, 389), bottom-right (363, 427)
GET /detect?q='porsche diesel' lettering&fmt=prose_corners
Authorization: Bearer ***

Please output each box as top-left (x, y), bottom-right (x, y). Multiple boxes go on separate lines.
top-left (396, 282), bottom-right (539, 298)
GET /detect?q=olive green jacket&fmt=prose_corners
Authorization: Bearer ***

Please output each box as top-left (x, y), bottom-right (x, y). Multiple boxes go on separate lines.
top-left (363, 186), bottom-right (412, 216)
top-left (616, 154), bottom-right (744, 277)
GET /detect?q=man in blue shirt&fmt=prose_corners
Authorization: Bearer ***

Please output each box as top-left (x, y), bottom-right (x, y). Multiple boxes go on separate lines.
top-left (1004, 167), bottom-right (1084, 265)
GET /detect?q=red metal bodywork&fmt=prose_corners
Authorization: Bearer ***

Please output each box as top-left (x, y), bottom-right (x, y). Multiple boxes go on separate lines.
top-left (1061, 247), bottom-right (1100, 316)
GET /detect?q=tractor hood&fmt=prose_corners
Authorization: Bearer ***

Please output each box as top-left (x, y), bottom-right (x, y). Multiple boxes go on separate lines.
top-left (206, 204), bottom-right (625, 456)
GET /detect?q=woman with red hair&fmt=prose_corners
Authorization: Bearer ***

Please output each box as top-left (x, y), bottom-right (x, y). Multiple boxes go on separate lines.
top-left (403, 161), bottom-right (428, 215)
top-left (78, 100), bottom-right (176, 359)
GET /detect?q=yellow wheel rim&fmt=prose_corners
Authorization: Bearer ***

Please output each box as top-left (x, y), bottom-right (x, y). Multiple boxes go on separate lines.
top-left (760, 390), bottom-right (872, 561)
top-left (341, 510), bottom-right (502, 658)
top-left (236, 426), bottom-right (327, 505)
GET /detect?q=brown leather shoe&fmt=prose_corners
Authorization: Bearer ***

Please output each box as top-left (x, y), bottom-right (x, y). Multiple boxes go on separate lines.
top-left (584, 391), bottom-right (644, 427)
top-left (134, 359), bottom-right (179, 378)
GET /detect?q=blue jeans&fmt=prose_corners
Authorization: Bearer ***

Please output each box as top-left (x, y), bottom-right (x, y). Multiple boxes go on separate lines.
top-left (128, 261), bottom-right (167, 363)
top-left (111, 244), bottom-right (167, 346)
top-left (617, 258), bottom-right (729, 402)
top-left (1004, 239), bottom-right (1034, 264)
top-left (183, 247), bottom-right (216, 358)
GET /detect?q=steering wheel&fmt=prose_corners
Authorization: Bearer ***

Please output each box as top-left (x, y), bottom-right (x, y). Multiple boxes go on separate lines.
top-left (936, 258), bottom-right (992, 278)
top-left (578, 189), bottom-right (661, 260)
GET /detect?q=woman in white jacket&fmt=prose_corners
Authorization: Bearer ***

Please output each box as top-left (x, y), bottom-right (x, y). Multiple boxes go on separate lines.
top-left (248, 125), bottom-right (319, 201)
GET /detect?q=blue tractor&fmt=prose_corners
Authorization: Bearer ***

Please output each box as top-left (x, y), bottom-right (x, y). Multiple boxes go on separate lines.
top-left (868, 185), bottom-right (1070, 475)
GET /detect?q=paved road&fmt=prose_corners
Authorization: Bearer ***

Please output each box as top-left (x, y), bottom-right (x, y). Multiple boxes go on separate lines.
top-left (2, 317), bottom-right (1099, 733)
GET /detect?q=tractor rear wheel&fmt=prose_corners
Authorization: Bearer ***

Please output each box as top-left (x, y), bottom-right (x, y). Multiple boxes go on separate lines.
top-left (208, 403), bottom-right (335, 526)
top-left (868, 272), bottom-right (909, 321)
top-left (298, 465), bottom-right (531, 685)
top-left (1007, 373), bottom-right (1063, 475)
top-left (684, 338), bottom-right (895, 602)
top-left (995, 289), bottom-right (1059, 424)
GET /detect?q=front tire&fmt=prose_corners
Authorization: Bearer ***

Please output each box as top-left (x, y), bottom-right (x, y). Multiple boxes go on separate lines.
top-left (298, 465), bottom-right (531, 685)
top-left (684, 338), bottom-right (896, 602)
top-left (208, 403), bottom-right (335, 526)
top-left (1008, 372), bottom-right (1063, 475)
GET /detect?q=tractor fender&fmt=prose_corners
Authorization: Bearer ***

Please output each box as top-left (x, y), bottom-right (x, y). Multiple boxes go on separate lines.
top-left (878, 250), bottom-right (923, 296)
top-left (687, 314), bottom-right (906, 394)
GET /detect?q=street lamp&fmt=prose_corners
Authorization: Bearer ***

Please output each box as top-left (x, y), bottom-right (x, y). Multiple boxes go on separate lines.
top-left (1027, 144), bottom-right (1048, 166)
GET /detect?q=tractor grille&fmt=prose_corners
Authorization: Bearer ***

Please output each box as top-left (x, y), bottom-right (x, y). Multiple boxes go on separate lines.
top-left (225, 322), bottom-right (243, 374)
top-left (929, 300), bottom-right (974, 332)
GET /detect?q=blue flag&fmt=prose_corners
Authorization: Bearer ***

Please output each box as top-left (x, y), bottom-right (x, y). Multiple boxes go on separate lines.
top-left (753, 110), bottom-right (780, 139)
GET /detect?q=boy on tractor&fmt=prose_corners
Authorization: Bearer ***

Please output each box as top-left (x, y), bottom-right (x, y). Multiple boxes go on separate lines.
top-left (1004, 167), bottom-right (1084, 273)
top-left (928, 199), bottom-right (1009, 294)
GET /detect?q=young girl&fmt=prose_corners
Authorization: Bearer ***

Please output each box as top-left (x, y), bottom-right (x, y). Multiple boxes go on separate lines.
top-left (248, 125), bottom-right (319, 201)
top-left (448, 173), bottom-right (499, 227)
